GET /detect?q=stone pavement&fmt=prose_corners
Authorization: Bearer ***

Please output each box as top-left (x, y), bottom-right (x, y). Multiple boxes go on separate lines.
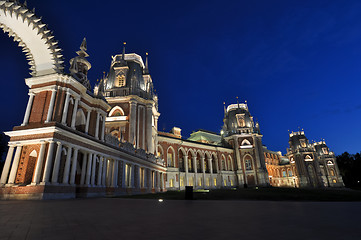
top-left (0, 198), bottom-right (360, 240)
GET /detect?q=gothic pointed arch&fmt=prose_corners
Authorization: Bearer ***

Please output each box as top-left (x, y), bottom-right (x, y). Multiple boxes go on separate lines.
top-left (0, 1), bottom-right (64, 76)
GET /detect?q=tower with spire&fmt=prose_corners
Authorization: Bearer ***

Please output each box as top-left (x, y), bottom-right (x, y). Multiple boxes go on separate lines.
top-left (69, 38), bottom-right (91, 90)
top-left (96, 44), bottom-right (160, 154)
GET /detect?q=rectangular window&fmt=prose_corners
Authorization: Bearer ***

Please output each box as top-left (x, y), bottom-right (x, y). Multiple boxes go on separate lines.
top-left (214, 178), bottom-right (217, 186)
top-left (206, 178), bottom-right (210, 187)
top-left (231, 179), bottom-right (234, 186)
top-left (198, 178), bottom-right (202, 187)
top-left (169, 178), bottom-right (174, 188)
top-left (224, 179), bottom-right (227, 186)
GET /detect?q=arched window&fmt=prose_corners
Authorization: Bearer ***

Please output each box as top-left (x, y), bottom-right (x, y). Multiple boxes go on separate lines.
top-left (241, 139), bottom-right (251, 146)
top-left (178, 149), bottom-right (185, 172)
top-left (221, 155), bottom-right (226, 171)
top-left (167, 147), bottom-right (175, 167)
top-left (244, 155), bottom-right (253, 170)
top-left (196, 153), bottom-right (202, 173)
top-left (288, 169), bottom-right (293, 177)
top-left (211, 154), bottom-right (217, 173)
top-left (188, 151), bottom-right (194, 173)
top-left (75, 109), bottom-right (86, 132)
top-left (228, 156), bottom-right (233, 171)
top-left (157, 145), bottom-right (164, 160)
top-left (282, 170), bottom-right (287, 177)
top-left (329, 168), bottom-right (335, 176)
top-left (109, 106), bottom-right (125, 117)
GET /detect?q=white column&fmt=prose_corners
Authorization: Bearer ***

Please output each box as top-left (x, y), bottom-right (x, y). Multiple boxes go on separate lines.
top-left (21, 92), bottom-right (35, 126)
top-left (97, 156), bottom-right (103, 186)
top-left (122, 161), bottom-right (127, 188)
top-left (62, 146), bottom-right (73, 184)
top-left (45, 89), bottom-right (57, 123)
top-left (193, 156), bottom-right (197, 186)
top-left (85, 153), bottom-right (93, 185)
top-left (146, 104), bottom-right (153, 153)
top-left (101, 115), bottom-right (106, 141)
top-left (0, 145), bottom-right (15, 185)
top-left (201, 157), bottom-right (206, 187)
top-left (131, 164), bottom-right (135, 188)
top-left (184, 156), bottom-right (188, 187)
top-left (7, 146), bottom-right (22, 184)
top-left (85, 110), bottom-right (91, 134)
top-left (32, 142), bottom-right (47, 184)
top-left (95, 112), bottom-right (100, 139)
top-left (71, 98), bottom-right (80, 129)
top-left (80, 153), bottom-right (87, 185)
top-left (91, 154), bottom-right (97, 185)
top-left (129, 101), bottom-right (137, 145)
top-left (51, 142), bottom-right (62, 183)
top-left (102, 158), bottom-right (107, 187)
top-left (41, 141), bottom-right (56, 183)
top-left (61, 91), bottom-right (71, 125)
top-left (70, 148), bottom-right (79, 184)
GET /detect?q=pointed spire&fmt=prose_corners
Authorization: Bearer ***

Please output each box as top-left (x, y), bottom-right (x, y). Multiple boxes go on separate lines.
top-left (122, 42), bottom-right (126, 60)
top-left (24, 0), bottom-right (27, 8)
top-left (143, 52), bottom-right (150, 74)
top-left (223, 102), bottom-right (227, 115)
top-left (236, 96), bottom-right (240, 109)
top-left (80, 37), bottom-right (87, 51)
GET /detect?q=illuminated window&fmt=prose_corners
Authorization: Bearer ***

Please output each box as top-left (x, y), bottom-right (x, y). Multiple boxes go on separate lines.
top-left (189, 177), bottom-right (194, 186)
top-left (206, 178), bottom-right (210, 187)
top-left (180, 177), bottom-right (184, 187)
top-left (330, 168), bottom-right (335, 176)
top-left (223, 179), bottom-right (227, 186)
top-left (231, 179), bottom-right (234, 186)
top-left (169, 178), bottom-right (174, 188)
top-left (214, 178), bottom-right (217, 186)
top-left (332, 179), bottom-right (337, 183)
top-left (282, 170), bottom-right (287, 177)
top-left (116, 74), bottom-right (126, 87)
top-left (125, 164), bottom-right (132, 187)
top-left (167, 153), bottom-right (174, 167)
top-left (198, 178), bottom-right (202, 187)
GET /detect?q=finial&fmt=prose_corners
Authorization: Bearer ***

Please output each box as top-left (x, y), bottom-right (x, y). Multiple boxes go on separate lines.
top-left (236, 96), bottom-right (240, 109)
top-left (24, 0), bottom-right (27, 7)
top-left (144, 52), bottom-right (149, 74)
top-left (80, 38), bottom-right (87, 51)
top-left (103, 71), bottom-right (106, 79)
top-left (223, 102), bottom-right (226, 114)
top-left (122, 42), bottom-right (126, 60)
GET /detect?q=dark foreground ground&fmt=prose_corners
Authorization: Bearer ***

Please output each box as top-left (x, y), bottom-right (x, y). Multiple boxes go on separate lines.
top-left (0, 196), bottom-right (361, 240)
top-left (122, 187), bottom-right (361, 201)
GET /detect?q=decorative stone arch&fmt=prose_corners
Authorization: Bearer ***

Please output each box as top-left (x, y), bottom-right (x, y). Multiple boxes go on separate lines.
top-left (243, 154), bottom-right (253, 170)
top-left (0, 1), bottom-right (64, 76)
top-left (109, 106), bottom-right (125, 117)
top-left (166, 146), bottom-right (175, 167)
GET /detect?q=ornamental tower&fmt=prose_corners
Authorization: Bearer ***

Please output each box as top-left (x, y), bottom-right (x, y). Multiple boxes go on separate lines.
top-left (286, 131), bottom-right (324, 188)
top-left (221, 101), bottom-right (269, 187)
top-left (95, 44), bottom-right (160, 154)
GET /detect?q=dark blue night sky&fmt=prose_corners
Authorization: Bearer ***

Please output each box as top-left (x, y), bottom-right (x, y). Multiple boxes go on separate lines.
top-left (1, 0), bottom-right (361, 155)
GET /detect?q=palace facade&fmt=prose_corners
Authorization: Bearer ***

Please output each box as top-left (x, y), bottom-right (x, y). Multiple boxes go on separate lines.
top-left (0, 1), bottom-right (343, 199)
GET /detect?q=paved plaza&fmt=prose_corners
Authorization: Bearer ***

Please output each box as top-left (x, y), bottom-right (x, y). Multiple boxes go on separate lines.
top-left (0, 198), bottom-right (360, 240)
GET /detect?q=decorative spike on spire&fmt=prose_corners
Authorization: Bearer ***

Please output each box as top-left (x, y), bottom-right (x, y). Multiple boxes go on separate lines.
top-left (80, 37), bottom-right (87, 51)
top-left (122, 42), bottom-right (126, 60)
top-left (223, 102), bottom-right (227, 115)
top-left (236, 96), bottom-right (240, 109)
top-left (144, 52), bottom-right (149, 74)
top-left (24, 0), bottom-right (27, 7)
